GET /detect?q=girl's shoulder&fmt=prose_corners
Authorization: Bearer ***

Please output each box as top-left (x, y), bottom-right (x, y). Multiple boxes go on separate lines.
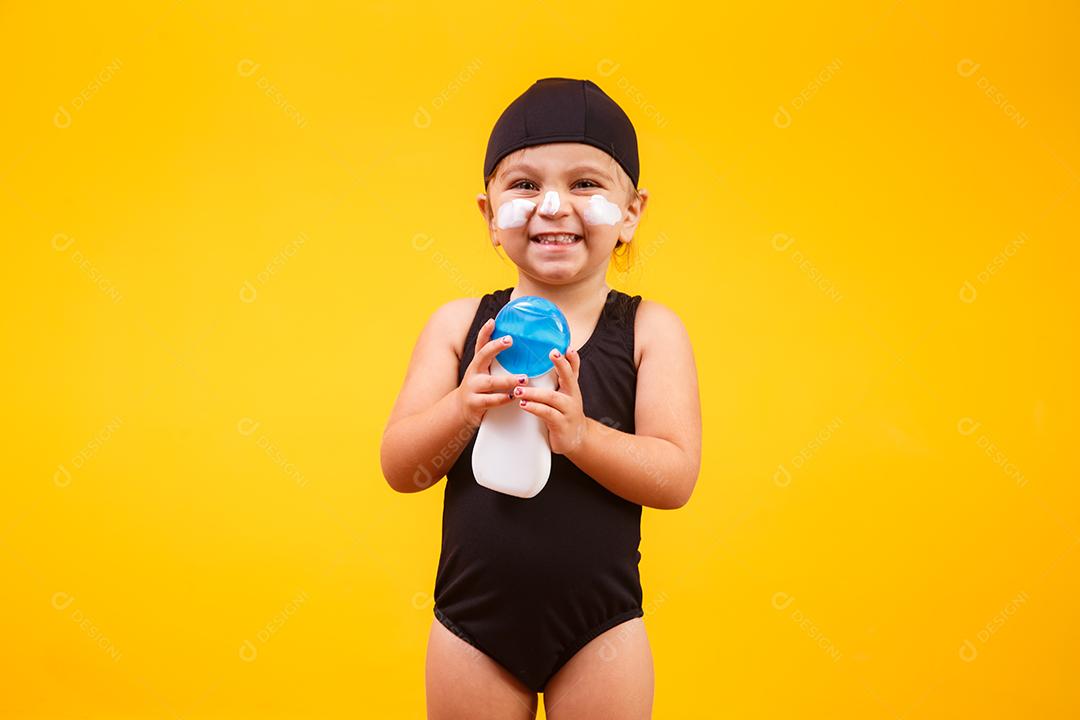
top-left (632, 297), bottom-right (691, 370)
top-left (429, 295), bottom-right (488, 365)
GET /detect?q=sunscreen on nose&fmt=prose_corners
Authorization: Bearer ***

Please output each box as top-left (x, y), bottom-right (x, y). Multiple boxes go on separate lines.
top-left (538, 191), bottom-right (560, 216)
top-left (496, 198), bottom-right (537, 229)
top-left (583, 194), bottom-right (622, 225)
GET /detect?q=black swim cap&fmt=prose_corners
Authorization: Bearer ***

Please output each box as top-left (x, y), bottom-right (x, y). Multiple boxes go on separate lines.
top-left (483, 77), bottom-right (639, 189)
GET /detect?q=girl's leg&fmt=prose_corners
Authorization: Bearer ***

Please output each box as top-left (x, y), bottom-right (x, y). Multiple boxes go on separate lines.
top-left (425, 616), bottom-right (539, 720)
top-left (542, 616), bottom-right (654, 720)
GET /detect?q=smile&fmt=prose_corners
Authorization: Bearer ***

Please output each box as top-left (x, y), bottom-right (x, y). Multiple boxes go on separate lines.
top-left (530, 233), bottom-right (583, 245)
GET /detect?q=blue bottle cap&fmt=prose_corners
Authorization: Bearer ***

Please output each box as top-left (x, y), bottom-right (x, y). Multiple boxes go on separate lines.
top-left (492, 295), bottom-right (570, 377)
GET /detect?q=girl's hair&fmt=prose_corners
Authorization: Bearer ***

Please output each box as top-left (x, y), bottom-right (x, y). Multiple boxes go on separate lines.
top-left (483, 152), bottom-right (640, 273)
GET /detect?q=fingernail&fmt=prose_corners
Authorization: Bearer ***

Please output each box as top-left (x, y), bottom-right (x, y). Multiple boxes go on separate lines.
top-left (551, 349), bottom-right (561, 358)
top-left (502, 336), bottom-right (512, 344)
top-left (518, 375), bottom-right (527, 384)
top-left (514, 387), bottom-right (523, 396)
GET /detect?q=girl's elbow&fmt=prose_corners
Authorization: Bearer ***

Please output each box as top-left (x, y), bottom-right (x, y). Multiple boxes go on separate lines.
top-left (662, 467), bottom-right (698, 510)
top-left (380, 455), bottom-right (408, 493)
top-left (380, 435), bottom-right (417, 493)
top-left (667, 485), bottom-right (693, 510)
top-left (380, 444), bottom-right (443, 494)
top-left (382, 464), bottom-right (432, 494)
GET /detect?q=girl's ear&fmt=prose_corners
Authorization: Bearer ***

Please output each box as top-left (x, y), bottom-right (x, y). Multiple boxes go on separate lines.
top-left (619, 188), bottom-right (649, 244)
top-left (477, 193), bottom-right (499, 245)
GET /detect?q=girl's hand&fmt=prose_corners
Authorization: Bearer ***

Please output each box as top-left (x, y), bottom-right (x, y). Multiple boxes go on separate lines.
top-left (456, 318), bottom-right (529, 428)
top-left (515, 348), bottom-right (589, 455)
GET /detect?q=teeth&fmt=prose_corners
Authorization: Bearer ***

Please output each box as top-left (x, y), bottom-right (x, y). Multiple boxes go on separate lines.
top-left (533, 233), bottom-right (581, 245)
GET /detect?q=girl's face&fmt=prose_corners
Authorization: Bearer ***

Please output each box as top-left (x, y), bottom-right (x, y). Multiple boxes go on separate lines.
top-left (478, 143), bottom-right (647, 284)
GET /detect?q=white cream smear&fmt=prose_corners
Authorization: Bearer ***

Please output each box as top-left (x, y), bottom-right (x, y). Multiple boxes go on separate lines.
top-left (496, 199), bottom-right (537, 229)
top-left (538, 190), bottom-right (560, 216)
top-left (584, 194), bottom-right (623, 225)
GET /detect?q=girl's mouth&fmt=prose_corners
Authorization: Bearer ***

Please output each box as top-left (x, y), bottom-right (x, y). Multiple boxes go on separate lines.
top-left (530, 233), bottom-right (583, 246)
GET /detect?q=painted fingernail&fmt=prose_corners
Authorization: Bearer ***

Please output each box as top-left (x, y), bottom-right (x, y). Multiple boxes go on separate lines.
top-left (502, 336), bottom-right (512, 344)
top-left (519, 400), bottom-right (527, 406)
top-left (514, 387), bottom-right (522, 396)
top-left (551, 349), bottom-right (561, 358)
top-left (518, 375), bottom-right (527, 383)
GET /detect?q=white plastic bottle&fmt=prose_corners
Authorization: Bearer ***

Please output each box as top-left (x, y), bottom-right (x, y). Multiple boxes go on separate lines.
top-left (471, 356), bottom-right (559, 499)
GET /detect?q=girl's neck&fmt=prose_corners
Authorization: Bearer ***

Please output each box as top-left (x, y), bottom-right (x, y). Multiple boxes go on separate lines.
top-left (508, 277), bottom-right (611, 313)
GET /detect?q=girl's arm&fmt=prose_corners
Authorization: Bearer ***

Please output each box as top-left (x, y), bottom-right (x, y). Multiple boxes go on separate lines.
top-left (380, 299), bottom-right (476, 493)
top-left (565, 300), bottom-right (702, 509)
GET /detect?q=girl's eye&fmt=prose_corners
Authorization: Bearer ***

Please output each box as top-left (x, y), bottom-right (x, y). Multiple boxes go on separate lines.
top-left (510, 179), bottom-right (600, 190)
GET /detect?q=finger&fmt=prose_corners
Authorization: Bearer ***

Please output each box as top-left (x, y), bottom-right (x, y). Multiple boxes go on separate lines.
top-left (469, 318), bottom-right (496, 372)
top-left (517, 397), bottom-right (558, 422)
top-left (470, 332), bottom-right (513, 376)
top-left (466, 319), bottom-right (489, 376)
top-left (476, 371), bottom-right (529, 393)
top-left (566, 347), bottom-right (581, 378)
top-left (475, 391), bottom-right (517, 408)
top-left (513, 386), bottom-right (571, 412)
top-left (473, 317), bottom-right (495, 357)
top-left (549, 349), bottom-right (578, 397)
top-left (462, 392), bottom-right (516, 425)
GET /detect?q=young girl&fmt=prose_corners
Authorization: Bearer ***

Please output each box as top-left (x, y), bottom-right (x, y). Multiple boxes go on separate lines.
top-left (381, 77), bottom-right (701, 720)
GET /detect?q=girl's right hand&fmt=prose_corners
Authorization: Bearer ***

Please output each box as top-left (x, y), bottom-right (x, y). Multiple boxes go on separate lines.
top-left (456, 318), bottom-right (529, 428)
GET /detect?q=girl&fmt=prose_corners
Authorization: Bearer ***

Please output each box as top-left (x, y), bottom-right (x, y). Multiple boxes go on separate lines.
top-left (381, 77), bottom-right (701, 720)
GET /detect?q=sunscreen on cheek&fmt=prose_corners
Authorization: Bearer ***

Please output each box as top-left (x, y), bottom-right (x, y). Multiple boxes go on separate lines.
top-left (496, 199), bottom-right (537, 229)
top-left (583, 194), bottom-right (623, 225)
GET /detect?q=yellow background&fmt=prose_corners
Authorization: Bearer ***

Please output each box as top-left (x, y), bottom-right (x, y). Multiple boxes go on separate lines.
top-left (2, 1), bottom-right (1078, 717)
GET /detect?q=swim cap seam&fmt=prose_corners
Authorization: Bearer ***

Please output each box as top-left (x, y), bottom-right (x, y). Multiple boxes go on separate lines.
top-left (582, 80), bottom-right (590, 146)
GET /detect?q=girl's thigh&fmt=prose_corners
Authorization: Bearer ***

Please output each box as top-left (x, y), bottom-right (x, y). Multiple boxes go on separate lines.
top-left (542, 616), bottom-right (654, 720)
top-left (425, 616), bottom-right (538, 720)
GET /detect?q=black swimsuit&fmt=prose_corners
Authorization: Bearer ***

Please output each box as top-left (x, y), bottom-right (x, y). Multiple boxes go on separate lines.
top-left (433, 286), bottom-right (645, 693)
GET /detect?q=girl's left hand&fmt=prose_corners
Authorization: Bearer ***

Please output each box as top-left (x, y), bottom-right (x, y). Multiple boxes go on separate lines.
top-left (514, 348), bottom-right (589, 455)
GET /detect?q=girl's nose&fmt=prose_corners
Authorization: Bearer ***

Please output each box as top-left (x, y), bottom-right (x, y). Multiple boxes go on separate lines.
top-left (537, 190), bottom-right (562, 217)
